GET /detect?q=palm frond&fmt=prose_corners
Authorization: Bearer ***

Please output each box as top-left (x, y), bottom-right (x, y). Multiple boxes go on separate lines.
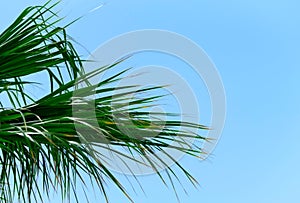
top-left (0, 1), bottom-right (209, 203)
top-left (0, 0), bottom-right (83, 108)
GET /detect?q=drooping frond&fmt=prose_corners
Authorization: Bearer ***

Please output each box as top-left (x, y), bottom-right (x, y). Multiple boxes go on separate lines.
top-left (0, 1), bottom-right (208, 203)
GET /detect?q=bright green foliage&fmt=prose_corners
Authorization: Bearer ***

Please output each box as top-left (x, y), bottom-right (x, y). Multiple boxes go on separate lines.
top-left (0, 1), bottom-right (208, 202)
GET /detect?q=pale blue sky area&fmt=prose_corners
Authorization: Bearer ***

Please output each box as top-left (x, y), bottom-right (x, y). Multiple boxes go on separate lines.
top-left (2, 0), bottom-right (300, 203)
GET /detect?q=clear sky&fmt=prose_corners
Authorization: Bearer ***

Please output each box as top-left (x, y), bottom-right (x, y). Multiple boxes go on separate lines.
top-left (2, 0), bottom-right (300, 203)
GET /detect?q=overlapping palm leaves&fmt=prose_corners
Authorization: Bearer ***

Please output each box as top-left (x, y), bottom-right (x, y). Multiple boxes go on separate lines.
top-left (0, 1), bottom-right (208, 202)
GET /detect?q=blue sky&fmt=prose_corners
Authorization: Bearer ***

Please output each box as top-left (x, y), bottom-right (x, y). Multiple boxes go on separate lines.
top-left (2, 0), bottom-right (300, 203)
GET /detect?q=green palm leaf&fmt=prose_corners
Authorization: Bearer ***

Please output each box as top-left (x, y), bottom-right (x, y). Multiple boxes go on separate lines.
top-left (0, 1), bottom-right (208, 202)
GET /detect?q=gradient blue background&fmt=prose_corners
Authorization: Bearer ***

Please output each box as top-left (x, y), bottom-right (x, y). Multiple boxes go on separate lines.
top-left (1, 0), bottom-right (300, 202)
